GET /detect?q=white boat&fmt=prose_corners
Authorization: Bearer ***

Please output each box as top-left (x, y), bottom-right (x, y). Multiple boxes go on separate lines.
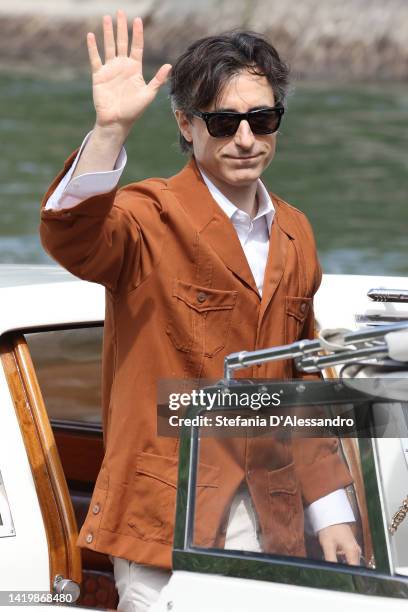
top-left (0, 264), bottom-right (407, 610)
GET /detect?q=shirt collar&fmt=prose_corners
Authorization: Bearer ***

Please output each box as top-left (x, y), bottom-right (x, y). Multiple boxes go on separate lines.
top-left (197, 164), bottom-right (275, 235)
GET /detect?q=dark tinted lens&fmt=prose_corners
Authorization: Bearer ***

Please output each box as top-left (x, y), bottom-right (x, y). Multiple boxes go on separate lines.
top-left (248, 110), bottom-right (282, 134)
top-left (207, 114), bottom-right (240, 137)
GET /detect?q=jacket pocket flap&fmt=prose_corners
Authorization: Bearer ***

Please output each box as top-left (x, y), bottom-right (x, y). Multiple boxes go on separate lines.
top-left (136, 452), bottom-right (178, 487)
top-left (285, 296), bottom-right (312, 322)
top-left (173, 279), bottom-right (237, 313)
top-left (268, 461), bottom-right (298, 495)
top-left (136, 451), bottom-right (220, 488)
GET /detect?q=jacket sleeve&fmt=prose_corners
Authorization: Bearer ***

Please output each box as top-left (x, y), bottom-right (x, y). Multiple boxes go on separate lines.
top-left (293, 436), bottom-right (353, 506)
top-left (40, 150), bottom-right (167, 293)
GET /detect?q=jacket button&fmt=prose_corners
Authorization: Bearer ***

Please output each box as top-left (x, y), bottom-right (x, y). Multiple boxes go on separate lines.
top-left (197, 292), bottom-right (208, 304)
top-left (92, 503), bottom-right (101, 515)
top-left (300, 302), bottom-right (307, 313)
top-left (86, 533), bottom-right (93, 544)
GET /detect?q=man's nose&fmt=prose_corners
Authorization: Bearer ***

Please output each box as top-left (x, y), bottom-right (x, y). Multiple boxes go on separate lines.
top-left (233, 119), bottom-right (255, 149)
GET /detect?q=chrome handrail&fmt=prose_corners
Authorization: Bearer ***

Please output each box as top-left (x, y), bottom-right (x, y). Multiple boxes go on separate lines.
top-left (223, 321), bottom-right (408, 380)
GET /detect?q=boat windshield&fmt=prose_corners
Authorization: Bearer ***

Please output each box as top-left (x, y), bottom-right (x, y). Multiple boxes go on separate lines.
top-left (171, 377), bottom-right (408, 587)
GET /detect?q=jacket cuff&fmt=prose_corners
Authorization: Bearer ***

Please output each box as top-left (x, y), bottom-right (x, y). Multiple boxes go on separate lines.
top-left (40, 149), bottom-right (118, 220)
top-left (305, 488), bottom-right (355, 533)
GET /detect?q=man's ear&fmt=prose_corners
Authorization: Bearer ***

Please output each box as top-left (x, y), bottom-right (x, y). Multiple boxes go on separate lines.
top-left (174, 110), bottom-right (193, 144)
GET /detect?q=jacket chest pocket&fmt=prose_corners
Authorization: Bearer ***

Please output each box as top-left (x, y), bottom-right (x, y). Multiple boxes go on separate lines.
top-left (284, 296), bottom-right (312, 343)
top-left (166, 279), bottom-right (238, 357)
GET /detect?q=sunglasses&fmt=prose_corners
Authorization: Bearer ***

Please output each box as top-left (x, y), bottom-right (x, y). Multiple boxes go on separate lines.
top-left (191, 106), bottom-right (284, 138)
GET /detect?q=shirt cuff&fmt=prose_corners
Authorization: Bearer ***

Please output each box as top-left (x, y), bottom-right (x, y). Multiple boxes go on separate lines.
top-left (44, 131), bottom-right (127, 211)
top-left (305, 489), bottom-right (355, 534)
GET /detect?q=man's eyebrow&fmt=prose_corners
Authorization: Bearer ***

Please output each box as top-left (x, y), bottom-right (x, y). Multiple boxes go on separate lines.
top-left (213, 105), bottom-right (274, 112)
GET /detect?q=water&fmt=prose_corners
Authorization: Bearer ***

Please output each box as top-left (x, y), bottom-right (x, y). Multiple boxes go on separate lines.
top-left (1, 73), bottom-right (407, 275)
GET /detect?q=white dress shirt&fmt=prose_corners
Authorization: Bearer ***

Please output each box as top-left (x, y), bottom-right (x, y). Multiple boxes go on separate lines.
top-left (198, 163), bottom-right (273, 296)
top-left (45, 133), bottom-right (355, 538)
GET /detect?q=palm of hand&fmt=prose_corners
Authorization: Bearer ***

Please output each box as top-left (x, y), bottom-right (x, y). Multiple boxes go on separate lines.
top-left (92, 57), bottom-right (150, 126)
top-left (86, 12), bottom-right (171, 131)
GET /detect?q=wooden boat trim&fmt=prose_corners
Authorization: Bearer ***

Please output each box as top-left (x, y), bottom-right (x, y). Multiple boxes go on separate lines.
top-left (0, 332), bottom-right (82, 588)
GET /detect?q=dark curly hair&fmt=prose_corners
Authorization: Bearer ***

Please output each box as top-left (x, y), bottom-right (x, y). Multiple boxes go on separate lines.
top-left (169, 30), bottom-right (290, 154)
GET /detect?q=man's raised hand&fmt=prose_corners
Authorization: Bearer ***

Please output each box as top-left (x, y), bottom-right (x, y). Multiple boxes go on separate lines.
top-left (87, 11), bottom-right (172, 136)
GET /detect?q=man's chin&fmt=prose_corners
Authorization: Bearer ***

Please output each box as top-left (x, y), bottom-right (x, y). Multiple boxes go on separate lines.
top-left (222, 168), bottom-right (263, 186)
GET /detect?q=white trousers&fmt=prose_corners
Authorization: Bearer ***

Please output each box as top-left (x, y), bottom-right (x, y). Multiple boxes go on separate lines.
top-left (113, 486), bottom-right (261, 612)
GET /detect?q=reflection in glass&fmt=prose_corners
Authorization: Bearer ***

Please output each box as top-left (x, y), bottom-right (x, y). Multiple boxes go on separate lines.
top-left (187, 390), bottom-right (408, 575)
top-left (26, 327), bottom-right (103, 424)
top-left (192, 420), bottom-right (358, 563)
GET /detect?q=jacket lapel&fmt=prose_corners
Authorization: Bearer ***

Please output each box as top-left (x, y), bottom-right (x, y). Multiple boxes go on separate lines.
top-left (258, 195), bottom-right (296, 324)
top-left (167, 158), bottom-right (259, 295)
top-left (258, 213), bottom-right (289, 324)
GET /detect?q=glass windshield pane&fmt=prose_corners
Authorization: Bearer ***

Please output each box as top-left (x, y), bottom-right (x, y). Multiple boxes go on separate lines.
top-left (192, 413), bottom-right (366, 564)
top-left (375, 435), bottom-right (408, 576)
top-left (25, 326), bottom-right (103, 425)
top-left (183, 379), bottom-right (408, 576)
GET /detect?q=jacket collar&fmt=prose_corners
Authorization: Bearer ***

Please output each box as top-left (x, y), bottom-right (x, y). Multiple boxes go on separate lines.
top-left (166, 157), bottom-right (294, 309)
top-left (167, 157), bottom-right (295, 236)
top-left (197, 162), bottom-right (275, 235)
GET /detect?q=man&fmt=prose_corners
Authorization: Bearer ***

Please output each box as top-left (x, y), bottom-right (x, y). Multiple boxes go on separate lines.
top-left (40, 11), bottom-right (360, 612)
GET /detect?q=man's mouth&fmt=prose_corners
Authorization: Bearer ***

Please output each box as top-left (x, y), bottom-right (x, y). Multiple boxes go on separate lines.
top-left (225, 154), bottom-right (262, 160)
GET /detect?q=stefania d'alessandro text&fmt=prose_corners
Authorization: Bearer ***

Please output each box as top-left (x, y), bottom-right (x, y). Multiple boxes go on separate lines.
top-left (168, 414), bottom-right (355, 428)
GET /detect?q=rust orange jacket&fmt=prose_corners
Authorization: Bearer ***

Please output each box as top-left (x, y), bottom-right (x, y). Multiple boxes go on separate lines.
top-left (40, 153), bottom-right (352, 569)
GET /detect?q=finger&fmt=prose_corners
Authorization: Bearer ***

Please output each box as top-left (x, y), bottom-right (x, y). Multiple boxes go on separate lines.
top-left (86, 33), bottom-right (102, 72)
top-left (116, 9), bottom-right (128, 57)
top-left (343, 544), bottom-right (361, 566)
top-left (147, 64), bottom-right (172, 94)
top-left (130, 17), bottom-right (144, 67)
top-left (321, 541), bottom-right (338, 563)
top-left (103, 14), bottom-right (116, 61)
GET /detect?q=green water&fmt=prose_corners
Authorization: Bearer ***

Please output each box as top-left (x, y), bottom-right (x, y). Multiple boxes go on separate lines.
top-left (1, 73), bottom-right (407, 275)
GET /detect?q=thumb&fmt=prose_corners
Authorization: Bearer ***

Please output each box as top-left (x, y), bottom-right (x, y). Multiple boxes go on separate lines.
top-left (147, 63), bottom-right (172, 94)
